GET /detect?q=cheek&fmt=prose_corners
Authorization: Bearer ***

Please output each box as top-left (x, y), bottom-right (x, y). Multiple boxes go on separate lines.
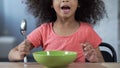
top-left (53, 1), bottom-right (60, 12)
top-left (73, 2), bottom-right (79, 10)
top-left (53, 5), bottom-right (59, 12)
top-left (72, 0), bottom-right (78, 6)
top-left (52, 0), bottom-right (60, 6)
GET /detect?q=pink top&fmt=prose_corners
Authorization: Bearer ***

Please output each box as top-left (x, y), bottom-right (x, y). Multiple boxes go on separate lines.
top-left (27, 22), bottom-right (102, 62)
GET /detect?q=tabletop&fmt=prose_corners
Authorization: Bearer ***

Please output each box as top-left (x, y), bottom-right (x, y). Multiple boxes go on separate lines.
top-left (0, 62), bottom-right (120, 68)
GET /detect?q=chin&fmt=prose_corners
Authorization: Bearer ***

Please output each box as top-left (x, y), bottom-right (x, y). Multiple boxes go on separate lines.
top-left (61, 15), bottom-right (72, 18)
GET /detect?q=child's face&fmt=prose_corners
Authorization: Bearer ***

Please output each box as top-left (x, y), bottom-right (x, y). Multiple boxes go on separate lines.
top-left (52, 0), bottom-right (78, 18)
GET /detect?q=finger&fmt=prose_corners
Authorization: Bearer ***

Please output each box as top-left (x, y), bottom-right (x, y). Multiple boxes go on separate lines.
top-left (84, 49), bottom-right (94, 58)
top-left (87, 53), bottom-right (98, 62)
top-left (18, 52), bottom-right (29, 61)
top-left (83, 43), bottom-right (93, 51)
top-left (88, 54), bottom-right (96, 62)
top-left (20, 51), bottom-right (30, 55)
top-left (14, 51), bottom-right (25, 60)
top-left (81, 43), bottom-right (86, 48)
top-left (18, 45), bottom-right (30, 52)
top-left (18, 40), bottom-right (31, 51)
top-left (19, 48), bottom-right (29, 53)
top-left (85, 49), bottom-right (98, 62)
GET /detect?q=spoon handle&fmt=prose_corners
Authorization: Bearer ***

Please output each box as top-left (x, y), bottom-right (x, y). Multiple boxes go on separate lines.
top-left (24, 56), bottom-right (27, 63)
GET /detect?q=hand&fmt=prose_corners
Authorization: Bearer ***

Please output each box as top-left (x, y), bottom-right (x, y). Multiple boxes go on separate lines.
top-left (17, 41), bottom-right (30, 60)
top-left (8, 40), bottom-right (33, 61)
top-left (10, 48), bottom-right (27, 61)
top-left (81, 42), bottom-right (98, 62)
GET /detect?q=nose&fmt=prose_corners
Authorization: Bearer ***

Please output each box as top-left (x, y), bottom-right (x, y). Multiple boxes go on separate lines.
top-left (62, 0), bottom-right (69, 2)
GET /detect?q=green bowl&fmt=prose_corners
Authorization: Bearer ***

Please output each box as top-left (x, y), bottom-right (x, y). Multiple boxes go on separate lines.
top-left (33, 51), bottom-right (77, 68)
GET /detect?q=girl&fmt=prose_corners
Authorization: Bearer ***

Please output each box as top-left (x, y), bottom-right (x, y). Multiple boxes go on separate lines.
top-left (8, 0), bottom-right (106, 63)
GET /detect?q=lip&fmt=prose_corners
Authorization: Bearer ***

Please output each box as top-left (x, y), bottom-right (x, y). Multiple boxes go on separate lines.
top-left (61, 5), bottom-right (70, 9)
top-left (60, 4), bottom-right (71, 14)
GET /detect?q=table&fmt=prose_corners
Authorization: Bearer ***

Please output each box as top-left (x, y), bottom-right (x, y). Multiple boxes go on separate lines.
top-left (0, 62), bottom-right (120, 68)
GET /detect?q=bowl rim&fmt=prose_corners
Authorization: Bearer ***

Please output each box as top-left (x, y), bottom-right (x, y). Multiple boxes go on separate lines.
top-left (33, 50), bottom-right (77, 56)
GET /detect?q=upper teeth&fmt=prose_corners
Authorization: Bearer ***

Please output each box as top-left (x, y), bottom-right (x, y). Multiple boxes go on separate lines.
top-left (61, 6), bottom-right (70, 9)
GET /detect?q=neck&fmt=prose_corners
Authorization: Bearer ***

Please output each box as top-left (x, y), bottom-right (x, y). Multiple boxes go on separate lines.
top-left (53, 16), bottom-right (80, 36)
top-left (55, 16), bottom-right (78, 27)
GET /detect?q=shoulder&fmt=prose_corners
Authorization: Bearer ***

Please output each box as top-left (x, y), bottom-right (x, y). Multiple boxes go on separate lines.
top-left (38, 22), bottom-right (52, 28)
top-left (79, 22), bottom-right (97, 36)
top-left (80, 22), bottom-right (93, 30)
top-left (34, 22), bottom-right (52, 35)
top-left (36, 22), bottom-right (52, 30)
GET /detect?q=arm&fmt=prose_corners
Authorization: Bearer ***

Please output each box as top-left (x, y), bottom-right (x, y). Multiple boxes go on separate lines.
top-left (82, 42), bottom-right (104, 63)
top-left (8, 39), bottom-right (34, 61)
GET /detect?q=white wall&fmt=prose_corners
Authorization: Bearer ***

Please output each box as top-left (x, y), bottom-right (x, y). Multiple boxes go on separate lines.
top-left (94, 0), bottom-right (119, 62)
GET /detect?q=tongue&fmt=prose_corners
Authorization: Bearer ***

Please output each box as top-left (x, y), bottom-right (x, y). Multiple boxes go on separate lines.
top-left (62, 9), bottom-right (70, 14)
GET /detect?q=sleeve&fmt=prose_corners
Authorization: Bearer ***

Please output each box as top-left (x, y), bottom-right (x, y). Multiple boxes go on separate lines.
top-left (27, 26), bottom-right (43, 48)
top-left (86, 26), bottom-right (102, 48)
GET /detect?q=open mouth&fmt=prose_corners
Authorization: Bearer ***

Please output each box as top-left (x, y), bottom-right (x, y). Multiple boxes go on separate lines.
top-left (61, 6), bottom-right (70, 10)
top-left (61, 6), bottom-right (71, 14)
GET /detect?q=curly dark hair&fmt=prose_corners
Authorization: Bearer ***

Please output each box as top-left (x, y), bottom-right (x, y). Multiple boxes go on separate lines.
top-left (25, 0), bottom-right (106, 26)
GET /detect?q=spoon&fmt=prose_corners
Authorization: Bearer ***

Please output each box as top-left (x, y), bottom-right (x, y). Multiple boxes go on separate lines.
top-left (20, 19), bottom-right (27, 63)
top-left (20, 19), bottom-right (27, 36)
